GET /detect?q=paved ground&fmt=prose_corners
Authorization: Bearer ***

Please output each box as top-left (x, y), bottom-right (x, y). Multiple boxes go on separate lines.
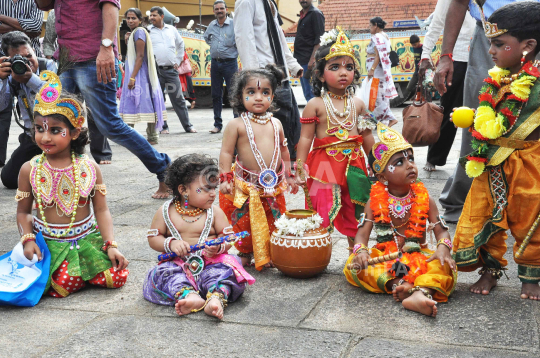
top-left (0, 90), bottom-right (538, 357)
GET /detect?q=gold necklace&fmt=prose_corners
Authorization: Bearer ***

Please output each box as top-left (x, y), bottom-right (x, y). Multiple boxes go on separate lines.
top-left (174, 200), bottom-right (206, 217)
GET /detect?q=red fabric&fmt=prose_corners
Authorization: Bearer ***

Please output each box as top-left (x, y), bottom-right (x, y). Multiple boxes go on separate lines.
top-left (305, 135), bottom-right (366, 187)
top-left (89, 268), bottom-right (129, 288)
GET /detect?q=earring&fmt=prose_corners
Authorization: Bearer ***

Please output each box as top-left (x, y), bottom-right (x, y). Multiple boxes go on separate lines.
top-left (183, 194), bottom-right (189, 209)
top-left (521, 51), bottom-right (529, 66)
top-left (383, 180), bottom-right (388, 190)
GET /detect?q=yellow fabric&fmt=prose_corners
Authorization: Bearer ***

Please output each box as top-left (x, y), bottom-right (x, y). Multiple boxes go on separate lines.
top-left (232, 175), bottom-right (287, 271)
top-left (455, 141), bottom-right (540, 269)
top-left (343, 247), bottom-right (456, 302)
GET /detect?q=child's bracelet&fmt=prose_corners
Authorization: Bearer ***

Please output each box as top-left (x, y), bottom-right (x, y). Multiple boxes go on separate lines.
top-left (353, 243), bottom-right (368, 255)
top-left (20, 233), bottom-right (36, 245)
top-left (437, 238), bottom-right (453, 251)
top-left (219, 172), bottom-right (234, 184)
top-left (102, 240), bottom-right (118, 252)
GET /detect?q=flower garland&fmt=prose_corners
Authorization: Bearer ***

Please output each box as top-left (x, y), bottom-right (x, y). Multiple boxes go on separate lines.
top-left (319, 29), bottom-right (338, 47)
top-left (465, 61), bottom-right (540, 178)
top-left (274, 214), bottom-right (324, 237)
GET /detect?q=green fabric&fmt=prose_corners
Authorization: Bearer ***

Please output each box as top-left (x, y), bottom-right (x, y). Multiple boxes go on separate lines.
top-left (347, 165), bottom-right (371, 210)
top-left (518, 265), bottom-right (540, 284)
top-left (45, 225), bottom-right (112, 291)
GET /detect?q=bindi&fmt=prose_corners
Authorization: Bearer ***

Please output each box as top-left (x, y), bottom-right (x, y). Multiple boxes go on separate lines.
top-left (257, 80), bottom-right (260, 90)
top-left (504, 45), bottom-right (511, 51)
top-left (42, 118), bottom-right (49, 132)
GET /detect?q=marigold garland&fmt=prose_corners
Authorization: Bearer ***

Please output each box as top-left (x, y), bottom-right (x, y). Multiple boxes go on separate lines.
top-left (464, 61), bottom-right (540, 178)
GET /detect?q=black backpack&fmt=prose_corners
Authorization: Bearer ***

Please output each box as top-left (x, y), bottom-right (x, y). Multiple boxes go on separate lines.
top-left (389, 48), bottom-right (399, 68)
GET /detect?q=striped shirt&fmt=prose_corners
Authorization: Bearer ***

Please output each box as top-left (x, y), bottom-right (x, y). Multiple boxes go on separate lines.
top-left (0, 0), bottom-right (43, 57)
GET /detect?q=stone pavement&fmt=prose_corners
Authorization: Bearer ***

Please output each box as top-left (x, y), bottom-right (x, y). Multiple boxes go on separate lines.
top-left (0, 95), bottom-right (538, 357)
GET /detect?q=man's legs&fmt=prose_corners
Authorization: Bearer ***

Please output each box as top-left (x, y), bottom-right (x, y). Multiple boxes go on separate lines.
top-left (1, 132), bottom-right (42, 189)
top-left (67, 62), bottom-right (170, 181)
top-left (210, 60), bottom-right (224, 131)
top-left (0, 101), bottom-right (12, 167)
top-left (299, 63), bottom-right (314, 102)
top-left (158, 68), bottom-right (194, 132)
top-left (222, 60), bottom-right (239, 118)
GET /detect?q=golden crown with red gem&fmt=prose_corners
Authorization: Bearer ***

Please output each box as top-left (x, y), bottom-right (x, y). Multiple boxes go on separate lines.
top-left (322, 27), bottom-right (360, 68)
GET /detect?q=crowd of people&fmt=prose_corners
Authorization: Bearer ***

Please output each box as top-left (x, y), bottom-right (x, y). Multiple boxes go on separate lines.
top-left (2, 0), bottom-right (540, 322)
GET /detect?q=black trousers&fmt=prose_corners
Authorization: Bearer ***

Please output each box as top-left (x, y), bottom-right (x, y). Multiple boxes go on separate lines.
top-left (1, 132), bottom-right (42, 189)
top-left (427, 61), bottom-right (468, 166)
top-left (0, 101), bottom-right (12, 166)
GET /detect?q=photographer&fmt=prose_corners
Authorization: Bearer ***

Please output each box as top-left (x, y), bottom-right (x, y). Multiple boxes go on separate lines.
top-left (0, 31), bottom-right (55, 189)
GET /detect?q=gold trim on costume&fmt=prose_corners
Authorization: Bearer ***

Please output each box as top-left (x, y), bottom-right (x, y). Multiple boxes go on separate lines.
top-left (120, 111), bottom-right (168, 123)
top-left (372, 123), bottom-right (412, 173)
top-left (15, 189), bottom-right (31, 201)
top-left (104, 269), bottom-right (114, 288)
top-left (51, 280), bottom-right (70, 297)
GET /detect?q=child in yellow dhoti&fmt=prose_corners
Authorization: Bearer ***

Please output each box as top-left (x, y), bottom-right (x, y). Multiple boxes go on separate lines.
top-left (344, 124), bottom-right (457, 317)
top-left (453, 2), bottom-right (540, 300)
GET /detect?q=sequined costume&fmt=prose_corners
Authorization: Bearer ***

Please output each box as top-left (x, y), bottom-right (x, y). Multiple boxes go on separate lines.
top-left (454, 78), bottom-right (540, 283)
top-left (29, 154), bottom-right (129, 297)
top-left (143, 201), bottom-right (254, 306)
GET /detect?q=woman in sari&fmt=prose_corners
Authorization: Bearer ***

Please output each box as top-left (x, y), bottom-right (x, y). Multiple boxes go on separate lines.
top-left (119, 8), bottom-right (166, 145)
top-left (366, 17), bottom-right (398, 126)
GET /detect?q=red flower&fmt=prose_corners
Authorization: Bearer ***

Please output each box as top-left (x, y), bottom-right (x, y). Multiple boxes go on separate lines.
top-left (500, 107), bottom-right (517, 125)
top-left (508, 94), bottom-right (526, 102)
top-left (523, 63), bottom-right (540, 77)
top-left (467, 156), bottom-right (488, 163)
top-left (484, 78), bottom-right (501, 88)
top-left (471, 129), bottom-right (489, 141)
top-left (478, 92), bottom-right (495, 107)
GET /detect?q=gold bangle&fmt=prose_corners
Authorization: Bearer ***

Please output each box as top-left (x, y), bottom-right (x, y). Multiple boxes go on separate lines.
top-left (20, 233), bottom-right (36, 245)
top-left (94, 184), bottom-right (107, 196)
top-left (15, 189), bottom-right (31, 201)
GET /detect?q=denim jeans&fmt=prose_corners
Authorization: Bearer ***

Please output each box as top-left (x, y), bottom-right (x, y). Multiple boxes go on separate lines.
top-left (299, 63), bottom-right (314, 103)
top-left (60, 61), bottom-right (170, 180)
top-left (211, 59), bottom-right (238, 130)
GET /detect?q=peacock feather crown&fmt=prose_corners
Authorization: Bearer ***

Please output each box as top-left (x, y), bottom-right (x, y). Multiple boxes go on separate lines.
top-left (371, 123), bottom-right (413, 174)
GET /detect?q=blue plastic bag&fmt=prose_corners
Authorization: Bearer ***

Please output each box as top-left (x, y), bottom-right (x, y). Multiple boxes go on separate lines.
top-left (0, 232), bottom-right (50, 307)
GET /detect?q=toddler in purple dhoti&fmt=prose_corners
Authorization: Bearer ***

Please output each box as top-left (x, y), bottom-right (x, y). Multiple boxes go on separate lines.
top-left (142, 154), bottom-right (255, 319)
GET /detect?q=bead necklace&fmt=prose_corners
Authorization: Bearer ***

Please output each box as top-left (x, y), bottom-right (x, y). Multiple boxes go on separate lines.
top-left (247, 111), bottom-right (272, 124)
top-left (322, 91), bottom-right (357, 133)
top-left (174, 200), bottom-right (206, 217)
top-left (180, 214), bottom-right (205, 223)
top-left (327, 91), bottom-right (347, 100)
top-left (387, 190), bottom-right (414, 219)
top-left (35, 151), bottom-right (80, 238)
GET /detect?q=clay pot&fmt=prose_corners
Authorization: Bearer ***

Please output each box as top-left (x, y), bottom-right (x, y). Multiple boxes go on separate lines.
top-left (270, 209), bottom-right (332, 279)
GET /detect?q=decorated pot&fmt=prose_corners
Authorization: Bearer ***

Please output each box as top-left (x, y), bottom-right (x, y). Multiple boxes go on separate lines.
top-left (270, 209), bottom-right (332, 279)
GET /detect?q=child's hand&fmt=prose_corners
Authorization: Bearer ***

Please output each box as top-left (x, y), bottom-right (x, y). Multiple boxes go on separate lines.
top-left (203, 240), bottom-right (220, 257)
top-left (287, 177), bottom-right (299, 194)
top-left (23, 241), bottom-right (42, 261)
top-left (351, 251), bottom-right (370, 270)
top-left (219, 181), bottom-right (232, 195)
top-left (107, 248), bottom-right (129, 270)
top-left (426, 245), bottom-right (457, 272)
top-left (170, 239), bottom-right (191, 257)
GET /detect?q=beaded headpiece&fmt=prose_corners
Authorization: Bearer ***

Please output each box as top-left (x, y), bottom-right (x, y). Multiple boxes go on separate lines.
top-left (473, 0), bottom-right (508, 38)
top-left (371, 123), bottom-right (412, 174)
top-left (321, 27), bottom-right (360, 68)
top-left (33, 71), bottom-right (85, 128)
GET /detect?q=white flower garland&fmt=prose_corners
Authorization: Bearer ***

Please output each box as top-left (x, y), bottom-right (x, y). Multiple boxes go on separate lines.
top-left (274, 214), bottom-right (324, 237)
top-left (320, 29), bottom-right (338, 47)
top-left (358, 115), bottom-right (377, 132)
top-left (374, 226), bottom-right (393, 237)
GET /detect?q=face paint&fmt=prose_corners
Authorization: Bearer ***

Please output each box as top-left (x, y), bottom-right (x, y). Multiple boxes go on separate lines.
top-left (504, 45), bottom-right (511, 51)
top-left (402, 151), bottom-right (408, 157)
top-left (61, 129), bottom-right (67, 137)
top-left (245, 96), bottom-right (249, 101)
top-left (18, 223), bottom-right (23, 235)
top-left (267, 97), bottom-right (271, 102)
top-left (342, 60), bottom-right (346, 67)
top-left (196, 188), bottom-right (202, 194)
top-left (387, 164), bottom-right (395, 173)
top-left (42, 118), bottom-right (49, 132)
top-left (257, 79), bottom-right (260, 89)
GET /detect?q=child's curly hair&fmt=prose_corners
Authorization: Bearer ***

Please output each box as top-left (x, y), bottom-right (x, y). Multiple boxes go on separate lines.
top-left (228, 63), bottom-right (285, 113)
top-left (311, 41), bottom-right (362, 97)
top-left (165, 154), bottom-right (219, 199)
top-left (32, 92), bottom-right (89, 155)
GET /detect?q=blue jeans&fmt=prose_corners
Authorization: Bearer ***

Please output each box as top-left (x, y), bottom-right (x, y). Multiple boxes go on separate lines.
top-left (60, 61), bottom-right (170, 180)
top-left (211, 59), bottom-right (238, 130)
top-left (300, 63), bottom-right (314, 103)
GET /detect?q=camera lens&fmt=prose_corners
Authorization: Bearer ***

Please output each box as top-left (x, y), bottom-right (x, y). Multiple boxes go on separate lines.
top-left (11, 61), bottom-right (27, 75)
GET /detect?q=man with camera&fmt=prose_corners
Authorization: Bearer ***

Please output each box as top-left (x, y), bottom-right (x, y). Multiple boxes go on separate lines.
top-left (0, 31), bottom-right (55, 189)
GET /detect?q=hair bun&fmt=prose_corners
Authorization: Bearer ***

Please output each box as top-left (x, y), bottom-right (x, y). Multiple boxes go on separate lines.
top-left (264, 63), bottom-right (285, 85)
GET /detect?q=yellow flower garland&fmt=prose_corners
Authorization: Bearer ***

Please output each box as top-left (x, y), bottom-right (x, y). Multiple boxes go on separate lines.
top-left (511, 75), bottom-right (537, 100)
top-left (488, 67), bottom-right (510, 86)
top-left (465, 160), bottom-right (485, 178)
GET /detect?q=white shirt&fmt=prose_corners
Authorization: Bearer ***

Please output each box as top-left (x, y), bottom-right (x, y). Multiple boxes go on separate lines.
top-left (421, 0), bottom-right (476, 63)
top-left (234, 0), bottom-right (302, 80)
top-left (148, 24), bottom-right (184, 67)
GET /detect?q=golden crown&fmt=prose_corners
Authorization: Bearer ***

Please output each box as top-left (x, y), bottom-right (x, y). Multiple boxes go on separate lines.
top-left (473, 0), bottom-right (508, 38)
top-left (33, 71), bottom-right (85, 128)
top-left (371, 123), bottom-right (413, 174)
top-left (323, 27), bottom-right (359, 67)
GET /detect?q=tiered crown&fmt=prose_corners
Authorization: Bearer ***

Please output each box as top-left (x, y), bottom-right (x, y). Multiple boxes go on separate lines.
top-left (473, 0), bottom-right (508, 38)
top-left (34, 71), bottom-right (85, 128)
top-left (371, 123), bottom-right (413, 174)
top-left (323, 27), bottom-right (359, 67)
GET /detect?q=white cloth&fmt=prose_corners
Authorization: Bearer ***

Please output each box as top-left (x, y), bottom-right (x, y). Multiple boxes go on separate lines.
top-left (233, 0), bottom-right (302, 80)
top-left (365, 33), bottom-right (398, 99)
top-left (148, 24), bottom-right (184, 67)
top-left (127, 28), bottom-right (160, 93)
top-left (421, 0), bottom-right (476, 63)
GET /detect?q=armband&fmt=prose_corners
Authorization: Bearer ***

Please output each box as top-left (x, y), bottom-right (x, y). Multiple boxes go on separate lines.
top-left (94, 184), bottom-right (107, 196)
top-left (300, 116), bottom-right (320, 124)
top-left (15, 189), bottom-right (31, 201)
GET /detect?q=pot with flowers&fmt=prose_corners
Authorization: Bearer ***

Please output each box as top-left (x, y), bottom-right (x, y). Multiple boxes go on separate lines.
top-left (270, 209), bottom-right (332, 278)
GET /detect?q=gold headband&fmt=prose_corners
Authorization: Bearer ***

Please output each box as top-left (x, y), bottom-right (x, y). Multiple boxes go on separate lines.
top-left (474, 0), bottom-right (508, 38)
top-left (371, 123), bottom-right (413, 174)
top-left (322, 27), bottom-right (360, 68)
top-left (33, 71), bottom-right (85, 128)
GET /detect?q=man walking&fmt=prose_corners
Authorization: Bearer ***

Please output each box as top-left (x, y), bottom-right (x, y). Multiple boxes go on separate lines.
top-left (204, 0), bottom-right (238, 134)
top-left (148, 6), bottom-right (196, 134)
top-left (35, 0), bottom-right (171, 198)
top-left (234, 0), bottom-right (304, 159)
top-left (294, 0), bottom-right (325, 103)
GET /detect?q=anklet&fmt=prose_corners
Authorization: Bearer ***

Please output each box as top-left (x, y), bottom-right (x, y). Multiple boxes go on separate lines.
top-left (190, 291), bottom-right (227, 313)
top-left (174, 287), bottom-right (199, 301)
top-left (478, 267), bottom-right (509, 280)
top-left (391, 278), bottom-right (405, 291)
top-left (407, 286), bottom-right (433, 300)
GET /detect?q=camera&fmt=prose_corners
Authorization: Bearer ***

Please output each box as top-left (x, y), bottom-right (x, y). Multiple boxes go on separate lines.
top-left (2, 55), bottom-right (30, 76)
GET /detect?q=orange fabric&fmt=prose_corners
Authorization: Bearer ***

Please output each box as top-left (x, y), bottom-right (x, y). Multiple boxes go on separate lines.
top-left (219, 191), bottom-right (287, 254)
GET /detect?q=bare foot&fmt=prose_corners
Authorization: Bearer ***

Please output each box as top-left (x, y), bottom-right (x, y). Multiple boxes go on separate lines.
top-left (240, 255), bottom-right (252, 267)
top-left (388, 119), bottom-right (398, 127)
top-left (148, 140), bottom-right (158, 145)
top-left (186, 127), bottom-right (198, 133)
top-left (160, 129), bottom-right (170, 134)
top-left (99, 160), bottom-right (112, 165)
top-left (393, 281), bottom-right (414, 302)
top-left (470, 269), bottom-right (498, 295)
top-left (152, 182), bottom-right (171, 199)
top-left (402, 290), bottom-right (438, 317)
top-left (521, 283), bottom-right (540, 300)
top-left (190, 100), bottom-right (196, 109)
top-left (264, 261), bottom-right (275, 268)
top-left (423, 162), bottom-right (436, 172)
top-left (175, 294), bottom-right (205, 316)
top-left (204, 297), bottom-right (224, 319)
